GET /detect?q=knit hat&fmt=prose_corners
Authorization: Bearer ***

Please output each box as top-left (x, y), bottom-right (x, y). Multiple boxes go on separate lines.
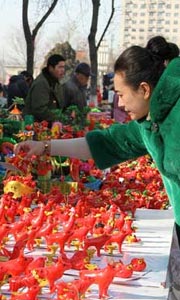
top-left (75, 63), bottom-right (92, 77)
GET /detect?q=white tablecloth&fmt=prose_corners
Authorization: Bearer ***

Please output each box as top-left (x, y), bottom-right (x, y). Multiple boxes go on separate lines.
top-left (62, 208), bottom-right (174, 300)
top-left (1, 208), bottom-right (174, 299)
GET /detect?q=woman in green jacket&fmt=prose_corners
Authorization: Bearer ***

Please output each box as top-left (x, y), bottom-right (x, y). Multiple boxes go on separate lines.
top-left (15, 45), bottom-right (180, 242)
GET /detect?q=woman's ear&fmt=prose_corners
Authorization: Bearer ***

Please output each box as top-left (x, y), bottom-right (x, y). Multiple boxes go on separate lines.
top-left (139, 82), bottom-right (151, 100)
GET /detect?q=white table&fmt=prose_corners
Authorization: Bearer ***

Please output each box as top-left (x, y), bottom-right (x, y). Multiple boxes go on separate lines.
top-left (106, 208), bottom-right (174, 300)
top-left (1, 208), bottom-right (174, 299)
top-left (64, 208), bottom-right (174, 300)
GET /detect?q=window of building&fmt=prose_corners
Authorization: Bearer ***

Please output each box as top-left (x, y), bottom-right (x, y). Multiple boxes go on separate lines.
top-left (149, 18), bottom-right (156, 23)
top-left (139, 36), bottom-right (144, 40)
top-left (158, 4), bottom-right (163, 8)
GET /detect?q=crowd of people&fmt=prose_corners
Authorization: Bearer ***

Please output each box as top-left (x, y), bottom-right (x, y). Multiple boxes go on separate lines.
top-left (0, 57), bottom-right (93, 126)
top-left (0, 71), bottom-right (33, 109)
top-left (1, 36), bottom-right (179, 128)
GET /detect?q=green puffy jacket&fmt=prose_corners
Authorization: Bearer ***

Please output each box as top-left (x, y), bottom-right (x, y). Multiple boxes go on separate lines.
top-left (24, 68), bottom-right (64, 122)
top-left (86, 57), bottom-right (180, 225)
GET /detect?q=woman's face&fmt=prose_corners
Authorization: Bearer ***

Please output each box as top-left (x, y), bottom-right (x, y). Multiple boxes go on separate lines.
top-left (114, 72), bottom-right (151, 120)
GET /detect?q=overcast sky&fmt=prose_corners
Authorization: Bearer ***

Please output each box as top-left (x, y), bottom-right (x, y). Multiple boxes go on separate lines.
top-left (0, 0), bottom-right (121, 64)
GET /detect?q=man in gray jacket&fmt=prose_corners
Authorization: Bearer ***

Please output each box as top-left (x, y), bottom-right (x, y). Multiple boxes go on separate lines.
top-left (62, 62), bottom-right (91, 110)
top-left (23, 54), bottom-right (65, 123)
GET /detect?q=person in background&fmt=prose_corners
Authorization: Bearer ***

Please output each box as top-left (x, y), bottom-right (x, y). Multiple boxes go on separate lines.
top-left (0, 83), bottom-right (7, 108)
top-left (146, 35), bottom-right (179, 66)
top-left (23, 54), bottom-right (65, 123)
top-left (20, 71), bottom-right (34, 89)
top-left (7, 73), bottom-right (29, 108)
top-left (96, 85), bottom-right (102, 106)
top-left (62, 62), bottom-right (91, 110)
top-left (102, 86), bottom-right (108, 101)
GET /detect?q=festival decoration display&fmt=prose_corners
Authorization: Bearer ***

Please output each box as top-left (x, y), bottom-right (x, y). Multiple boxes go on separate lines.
top-left (0, 105), bottom-right (170, 299)
top-left (0, 185), bottom-right (149, 299)
top-left (8, 104), bottom-right (23, 122)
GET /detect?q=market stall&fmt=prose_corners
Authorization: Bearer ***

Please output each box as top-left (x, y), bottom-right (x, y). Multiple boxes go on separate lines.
top-left (60, 209), bottom-right (173, 300)
top-left (0, 105), bottom-right (174, 299)
top-left (0, 208), bottom-right (173, 299)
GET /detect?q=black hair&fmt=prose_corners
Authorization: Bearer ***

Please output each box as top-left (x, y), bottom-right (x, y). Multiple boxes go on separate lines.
top-left (47, 54), bottom-right (65, 68)
top-left (146, 36), bottom-right (179, 62)
top-left (168, 42), bottom-right (179, 61)
top-left (114, 45), bottom-right (165, 90)
top-left (20, 70), bottom-right (32, 78)
top-left (20, 70), bottom-right (34, 84)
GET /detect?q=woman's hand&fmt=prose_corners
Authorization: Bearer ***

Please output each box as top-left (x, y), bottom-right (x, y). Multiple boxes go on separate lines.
top-left (14, 140), bottom-right (45, 157)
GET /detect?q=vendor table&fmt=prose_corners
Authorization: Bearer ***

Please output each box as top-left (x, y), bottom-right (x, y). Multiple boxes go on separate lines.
top-left (1, 208), bottom-right (174, 299)
top-left (114, 208), bottom-right (174, 300)
top-left (78, 208), bottom-right (174, 300)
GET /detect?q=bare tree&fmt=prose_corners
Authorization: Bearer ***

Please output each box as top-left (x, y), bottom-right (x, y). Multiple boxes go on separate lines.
top-left (6, 27), bottom-right (46, 68)
top-left (88, 0), bottom-right (115, 101)
top-left (6, 28), bottom-right (27, 66)
top-left (22, 0), bottom-right (59, 75)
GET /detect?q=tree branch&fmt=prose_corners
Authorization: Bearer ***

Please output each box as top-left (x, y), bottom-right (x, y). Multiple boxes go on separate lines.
top-left (22, 0), bottom-right (31, 43)
top-left (32, 0), bottom-right (58, 39)
top-left (96, 0), bottom-right (115, 50)
top-left (88, 0), bottom-right (100, 45)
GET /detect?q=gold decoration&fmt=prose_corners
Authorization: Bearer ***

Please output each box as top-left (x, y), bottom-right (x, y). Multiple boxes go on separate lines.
top-left (4, 180), bottom-right (34, 198)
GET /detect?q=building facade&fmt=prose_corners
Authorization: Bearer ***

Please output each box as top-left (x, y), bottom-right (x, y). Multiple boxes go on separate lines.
top-left (120, 0), bottom-right (180, 49)
top-left (98, 40), bottom-right (110, 77)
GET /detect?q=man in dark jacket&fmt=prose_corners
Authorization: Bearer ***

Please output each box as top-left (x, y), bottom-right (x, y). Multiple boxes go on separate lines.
top-left (62, 62), bottom-right (91, 110)
top-left (23, 54), bottom-right (65, 123)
